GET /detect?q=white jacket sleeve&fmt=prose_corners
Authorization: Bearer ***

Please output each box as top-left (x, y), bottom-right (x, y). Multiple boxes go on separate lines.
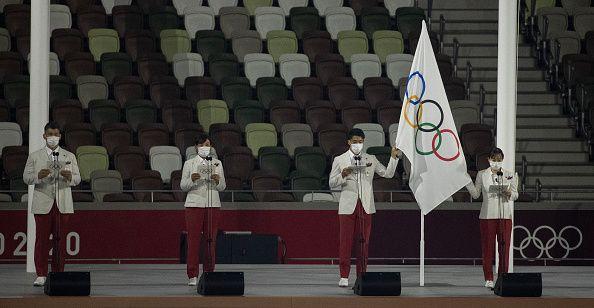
top-left (23, 154), bottom-right (40, 185)
top-left (180, 160), bottom-right (197, 192)
top-left (374, 156), bottom-right (398, 178)
top-left (67, 154), bottom-right (81, 186)
top-left (214, 162), bottom-right (226, 191)
top-left (329, 157), bottom-right (346, 188)
top-left (509, 172), bottom-right (519, 201)
top-left (466, 172), bottom-right (482, 199)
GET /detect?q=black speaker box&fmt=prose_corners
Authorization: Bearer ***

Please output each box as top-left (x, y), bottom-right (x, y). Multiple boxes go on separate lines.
top-left (494, 273), bottom-right (542, 297)
top-left (44, 271), bottom-right (91, 296)
top-left (197, 272), bottom-right (245, 296)
top-left (353, 272), bottom-right (401, 296)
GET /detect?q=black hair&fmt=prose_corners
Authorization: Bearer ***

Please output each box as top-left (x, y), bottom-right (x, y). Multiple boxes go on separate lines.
top-left (194, 132), bottom-right (210, 145)
top-left (44, 122), bottom-right (60, 132)
top-left (347, 128), bottom-right (365, 140)
top-left (489, 147), bottom-right (504, 159)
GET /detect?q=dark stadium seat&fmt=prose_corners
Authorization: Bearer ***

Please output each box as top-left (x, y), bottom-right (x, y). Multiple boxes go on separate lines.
top-left (161, 100), bottom-right (193, 133)
top-left (443, 77), bottom-right (467, 101)
top-left (373, 177), bottom-right (414, 202)
top-left (174, 123), bottom-right (204, 154)
top-left (460, 123), bottom-right (495, 168)
top-left (251, 171), bottom-right (294, 202)
top-left (292, 77), bottom-right (323, 110)
top-left (15, 29), bottom-right (30, 60)
top-left (208, 53), bottom-right (240, 85)
top-left (222, 146), bottom-right (255, 182)
top-left (185, 76), bottom-right (217, 104)
top-left (137, 52), bottom-right (170, 85)
top-left (317, 123), bottom-right (348, 156)
top-left (101, 123), bottom-right (133, 155)
top-left (294, 146), bottom-right (327, 178)
top-left (209, 123), bottom-right (243, 155)
top-left (315, 53), bottom-right (346, 86)
top-left (125, 99), bottom-right (158, 132)
top-left (327, 77), bottom-right (358, 110)
top-left (49, 76), bottom-right (74, 106)
top-left (234, 100), bottom-right (265, 132)
top-left (341, 101), bottom-right (372, 128)
top-left (231, 30), bottom-right (262, 63)
top-left (52, 99), bottom-right (84, 130)
top-left (436, 54), bottom-right (454, 80)
top-left (4, 4), bottom-right (30, 37)
top-left (113, 146), bottom-right (146, 182)
top-left (65, 0), bottom-right (94, 14)
top-left (124, 30), bottom-right (157, 61)
top-left (113, 76), bottom-right (145, 108)
top-left (376, 100), bottom-right (402, 132)
top-left (395, 6), bottom-right (425, 39)
top-left (221, 77), bottom-right (252, 109)
top-left (88, 99), bottom-right (121, 132)
top-left (363, 77), bottom-right (395, 110)
top-left (256, 77), bottom-right (289, 109)
top-left (2, 145), bottom-right (28, 178)
top-left (138, 123), bottom-right (170, 156)
top-left (258, 146), bottom-right (291, 179)
top-left (3, 75), bottom-right (29, 108)
top-left (51, 28), bottom-right (84, 61)
top-left (0, 52), bottom-right (23, 83)
top-left (77, 5), bottom-right (108, 37)
top-left (64, 122), bottom-right (96, 153)
top-left (269, 100), bottom-right (301, 132)
top-left (290, 7), bottom-right (321, 39)
top-left (360, 6), bottom-right (390, 38)
top-left (291, 172), bottom-right (323, 201)
top-left (195, 30), bottom-right (227, 62)
top-left (112, 5), bottom-right (143, 38)
top-left (149, 75), bottom-right (181, 108)
top-left (350, 0), bottom-right (380, 16)
top-left (170, 169), bottom-right (186, 202)
top-left (302, 30), bottom-right (333, 63)
top-left (0, 100), bottom-right (9, 122)
top-left (148, 6), bottom-right (180, 37)
top-left (305, 100), bottom-right (337, 133)
top-left (219, 6), bottom-right (251, 39)
top-left (14, 100), bottom-right (29, 133)
top-left (101, 53), bottom-right (133, 85)
top-left (64, 52), bottom-right (96, 81)
top-left (131, 170), bottom-right (175, 202)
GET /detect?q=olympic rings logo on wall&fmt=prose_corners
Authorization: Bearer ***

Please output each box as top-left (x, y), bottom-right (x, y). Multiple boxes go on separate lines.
top-left (403, 71), bottom-right (461, 162)
top-left (513, 225), bottom-right (583, 260)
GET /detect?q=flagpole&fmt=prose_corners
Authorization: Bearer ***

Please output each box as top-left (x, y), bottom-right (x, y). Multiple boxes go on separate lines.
top-left (420, 211), bottom-right (425, 286)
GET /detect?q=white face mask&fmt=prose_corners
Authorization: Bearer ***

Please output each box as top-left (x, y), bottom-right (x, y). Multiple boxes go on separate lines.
top-left (46, 136), bottom-right (60, 148)
top-left (197, 146), bottom-right (211, 158)
top-left (350, 143), bottom-right (363, 155)
top-left (489, 160), bottom-right (502, 170)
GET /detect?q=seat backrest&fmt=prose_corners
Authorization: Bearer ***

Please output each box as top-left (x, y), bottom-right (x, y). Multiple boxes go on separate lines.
top-left (373, 30), bottom-right (404, 63)
top-left (301, 30), bottom-right (331, 61)
top-left (279, 53), bottom-right (311, 86)
top-left (325, 6), bottom-right (356, 39)
top-left (88, 99), bottom-right (120, 131)
top-left (208, 0), bottom-right (238, 15)
top-left (359, 6), bottom-right (390, 38)
top-left (384, 0), bottom-right (414, 16)
top-left (388, 123), bottom-right (399, 147)
top-left (76, 145), bottom-right (109, 182)
top-left (573, 7), bottom-right (594, 39)
top-left (51, 28), bottom-right (84, 60)
top-left (197, 99), bottom-right (230, 132)
top-left (306, 100), bottom-right (337, 132)
top-left (350, 53), bottom-right (382, 87)
top-left (363, 77), bottom-right (395, 109)
top-left (222, 146), bottom-right (254, 181)
top-left (292, 77), bottom-right (324, 110)
top-left (101, 0), bottom-right (133, 15)
top-left (537, 7), bottom-right (568, 39)
top-left (256, 77), bottom-right (289, 108)
top-left (289, 7), bottom-right (321, 38)
top-left (294, 146), bottom-right (327, 177)
top-left (208, 53), bottom-right (239, 85)
top-left (281, 123), bottom-right (313, 157)
top-left (279, 0), bottom-right (308, 16)
top-left (244, 0), bottom-right (272, 15)
top-left (112, 5), bottom-right (143, 38)
top-left (209, 123), bottom-right (242, 154)
top-left (386, 53), bottom-right (413, 86)
top-left (195, 30), bottom-right (227, 62)
top-left (255, 6), bottom-right (285, 39)
top-left (258, 146), bottom-right (291, 179)
top-left (327, 77), bottom-right (358, 110)
top-left (353, 123), bottom-right (385, 150)
top-left (113, 75), bottom-right (144, 107)
top-left (231, 30), bottom-right (263, 63)
top-left (130, 170), bottom-right (164, 201)
top-left (0, 122), bottom-right (23, 153)
top-left (148, 6), bottom-right (180, 37)
top-left (90, 169), bottom-right (123, 201)
top-left (315, 53), bottom-right (346, 85)
top-left (550, 31), bottom-right (582, 59)
top-left (219, 6), bottom-right (250, 38)
top-left (337, 30), bottom-right (368, 63)
top-left (64, 122), bottom-right (96, 152)
top-left (114, 146), bottom-right (146, 181)
top-left (244, 53), bottom-right (275, 87)
top-left (50, 4), bottom-right (72, 33)
top-left (341, 101), bottom-right (372, 128)
top-left (450, 100), bottom-right (480, 131)
top-left (77, 5), bottom-right (108, 37)
top-left (270, 100), bottom-right (301, 131)
top-left (124, 30), bottom-right (156, 61)
top-left (3, 74), bottom-right (29, 107)
top-left (149, 75), bottom-right (182, 108)
top-left (149, 145), bottom-right (182, 183)
top-left (101, 122), bottom-right (133, 155)
top-left (125, 99), bottom-right (158, 131)
top-left (138, 123), bottom-right (170, 155)
top-left (76, 75), bottom-right (109, 108)
top-left (313, 0), bottom-right (343, 17)
top-left (100, 52), bottom-right (132, 84)
top-left (266, 30), bottom-right (298, 62)
top-left (221, 77), bottom-right (252, 109)
top-left (160, 29), bottom-right (191, 62)
top-left (172, 52), bottom-right (204, 86)
top-left (185, 76), bottom-right (217, 102)
top-left (245, 123), bottom-right (278, 157)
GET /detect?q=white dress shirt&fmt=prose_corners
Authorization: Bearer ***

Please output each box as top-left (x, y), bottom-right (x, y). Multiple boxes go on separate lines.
top-left (466, 168), bottom-right (519, 219)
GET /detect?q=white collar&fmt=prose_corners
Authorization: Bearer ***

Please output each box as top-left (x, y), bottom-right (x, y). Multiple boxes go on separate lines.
top-left (46, 146), bottom-right (60, 157)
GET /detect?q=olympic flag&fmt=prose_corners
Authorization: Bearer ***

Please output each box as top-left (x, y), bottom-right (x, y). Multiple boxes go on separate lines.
top-left (395, 21), bottom-right (471, 215)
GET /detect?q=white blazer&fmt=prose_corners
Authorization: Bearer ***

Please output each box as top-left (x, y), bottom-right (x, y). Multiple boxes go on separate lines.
top-left (466, 168), bottom-right (519, 219)
top-left (22, 147), bottom-right (81, 214)
top-left (180, 155), bottom-right (226, 208)
top-left (329, 150), bottom-right (398, 215)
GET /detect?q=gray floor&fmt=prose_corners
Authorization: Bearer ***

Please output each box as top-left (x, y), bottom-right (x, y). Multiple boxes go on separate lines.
top-left (1, 264), bottom-right (594, 298)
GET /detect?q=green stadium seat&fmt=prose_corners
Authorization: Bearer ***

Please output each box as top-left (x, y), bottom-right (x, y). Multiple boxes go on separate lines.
top-left (373, 30), bottom-right (404, 63)
top-left (245, 123), bottom-right (277, 157)
top-left (266, 30), bottom-right (298, 62)
top-left (160, 29), bottom-right (191, 62)
top-left (76, 145), bottom-right (109, 182)
top-left (88, 28), bottom-right (120, 62)
top-left (196, 99), bottom-right (229, 132)
top-left (337, 30), bottom-right (368, 63)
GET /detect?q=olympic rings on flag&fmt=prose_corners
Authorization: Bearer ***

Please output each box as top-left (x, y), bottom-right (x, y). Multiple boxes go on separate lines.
top-left (415, 99), bottom-right (443, 133)
top-left (403, 96), bottom-right (423, 128)
top-left (432, 129), bottom-right (461, 161)
top-left (405, 71), bottom-right (425, 105)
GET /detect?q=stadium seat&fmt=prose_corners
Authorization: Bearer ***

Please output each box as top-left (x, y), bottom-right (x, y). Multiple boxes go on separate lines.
top-left (125, 99), bottom-right (158, 131)
top-left (306, 100), bottom-right (337, 133)
top-left (244, 53), bottom-right (276, 87)
top-left (318, 123), bottom-right (349, 156)
top-left (162, 99), bottom-right (193, 132)
top-left (234, 100), bottom-right (265, 131)
top-left (353, 123), bottom-right (385, 151)
top-left (149, 75), bottom-right (181, 108)
top-left (313, 0), bottom-right (343, 17)
top-left (49, 76), bottom-right (73, 106)
top-left (279, 53), bottom-right (311, 86)
top-left (160, 29), bottom-right (191, 62)
top-left (138, 123), bottom-right (170, 155)
top-left (536, 7), bottom-right (568, 42)
top-left (113, 146), bottom-right (146, 181)
top-left (444, 77), bottom-right (467, 101)
top-left (50, 4), bottom-right (72, 33)
top-left (360, 6), bottom-right (390, 38)
top-left (76, 75), bottom-right (109, 109)
top-left (52, 99), bottom-right (84, 130)
top-left (366, 145), bottom-right (391, 166)
top-left (315, 54), bottom-right (346, 86)
top-left (245, 123), bottom-right (278, 157)
top-left (587, 31), bottom-right (594, 56)
top-left (77, 5), bottom-right (108, 37)
top-left (255, 6), bottom-right (285, 39)
top-left (172, 53), bottom-right (204, 86)
top-left (279, 0), bottom-right (308, 16)
top-left (51, 28), bottom-right (84, 61)
top-left (384, 0), bottom-right (414, 17)
top-left (2, 145), bottom-right (28, 178)
top-left (101, 0), bottom-right (132, 15)
top-left (341, 101), bottom-right (372, 128)
top-left (395, 7), bottom-right (425, 39)
top-left (64, 122), bottom-right (96, 153)
top-left (174, 123), bottom-right (204, 153)
top-left (302, 30), bottom-right (333, 62)
top-left (350, 54), bottom-right (382, 87)
top-left (294, 146), bottom-right (326, 177)
top-left (111, 5), bottom-right (143, 38)
top-left (15, 29), bottom-right (30, 60)
top-left (572, 7), bottom-right (594, 39)
top-left (3, 75), bottom-right (29, 108)
top-left (8, 168), bottom-right (27, 202)
top-left (4, 4), bottom-right (30, 37)
top-left (131, 170), bottom-right (175, 202)
top-left (101, 123), bottom-right (133, 155)
top-left (222, 146), bottom-right (254, 182)
top-left (197, 99), bottom-right (229, 132)
top-left (65, 0), bottom-right (94, 14)
top-left (209, 123), bottom-right (243, 155)
top-left (221, 77), bottom-right (252, 109)
top-left (451, 100), bottom-right (480, 132)
top-left (350, 0), bottom-right (379, 15)
top-left (231, 30), bottom-right (263, 63)
top-left (436, 54), bottom-right (453, 79)
top-left (148, 6), bottom-right (180, 37)
top-left (184, 5), bottom-right (215, 38)
top-left (0, 100), bottom-right (9, 122)
top-left (374, 177), bottom-right (413, 202)
top-left (337, 31), bottom-right (368, 63)
top-left (292, 77), bottom-right (324, 110)
top-left (185, 76), bottom-right (217, 103)
top-left (373, 31), bottom-right (404, 63)
top-left (124, 30), bottom-right (156, 61)
top-left (270, 100), bottom-right (301, 131)
top-left (0, 122), bottom-right (23, 154)
top-left (76, 145), bottom-right (109, 182)
top-left (0, 52), bottom-right (23, 82)
top-left (281, 123), bottom-right (313, 157)
top-left (291, 172), bottom-right (323, 201)
top-left (170, 169), bottom-right (186, 201)
top-left (113, 76), bottom-right (144, 108)
top-left (88, 99), bottom-right (120, 131)
top-left (0, 28), bottom-right (10, 52)
top-left (259, 146), bottom-right (291, 179)
top-left (460, 123), bottom-right (494, 160)
top-left (267, 30), bottom-right (298, 62)
top-left (137, 52), bottom-right (170, 85)
top-left (327, 77), bottom-right (358, 110)
top-left (256, 77), bottom-right (289, 108)
top-left (150, 146), bottom-right (182, 183)
top-left (219, 6), bottom-right (250, 39)
top-left (90, 170), bottom-right (126, 202)
top-left (376, 100), bottom-right (402, 132)
top-left (251, 171), bottom-right (294, 201)
top-left (363, 77), bottom-right (395, 110)
top-left (195, 30), bottom-right (227, 62)
top-left (100, 52), bottom-right (133, 84)
top-left (386, 53), bottom-right (413, 87)
top-left (208, 0), bottom-right (238, 15)
top-left (325, 7), bottom-right (356, 40)
top-left (172, 0), bottom-right (195, 15)
top-left (25, 52), bottom-right (60, 76)
top-left (290, 7), bottom-right (320, 38)
top-left (244, 0), bottom-right (272, 15)
top-left (208, 53), bottom-right (239, 85)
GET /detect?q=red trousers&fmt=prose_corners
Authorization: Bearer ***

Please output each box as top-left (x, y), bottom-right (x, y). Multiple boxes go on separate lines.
top-left (185, 207), bottom-right (220, 278)
top-left (480, 219), bottom-right (512, 281)
top-left (34, 202), bottom-right (70, 277)
top-left (339, 199), bottom-right (372, 278)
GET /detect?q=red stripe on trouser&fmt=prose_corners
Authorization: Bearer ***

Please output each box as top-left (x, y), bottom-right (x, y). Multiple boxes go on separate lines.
top-left (185, 207), bottom-right (220, 278)
top-left (34, 202), bottom-right (70, 276)
top-left (339, 199), bottom-right (372, 278)
top-left (479, 219), bottom-right (512, 281)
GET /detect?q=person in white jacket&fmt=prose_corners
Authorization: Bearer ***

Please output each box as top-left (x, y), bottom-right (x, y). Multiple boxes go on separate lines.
top-left (22, 122), bottom-right (81, 286)
top-left (465, 147), bottom-right (518, 289)
top-left (180, 132), bottom-right (226, 286)
top-left (329, 128), bottom-right (401, 287)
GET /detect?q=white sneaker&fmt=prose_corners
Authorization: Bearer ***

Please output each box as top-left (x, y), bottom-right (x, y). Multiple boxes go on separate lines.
top-left (485, 280), bottom-right (494, 289)
top-left (188, 277), bottom-right (198, 286)
top-left (33, 276), bottom-right (46, 287)
top-left (338, 278), bottom-right (349, 287)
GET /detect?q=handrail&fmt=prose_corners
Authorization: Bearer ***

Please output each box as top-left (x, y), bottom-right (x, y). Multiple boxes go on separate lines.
top-left (465, 61), bottom-right (472, 100)
top-left (439, 14), bottom-right (445, 54)
top-left (453, 38), bottom-right (460, 77)
top-left (521, 155), bottom-right (528, 192)
top-left (479, 84), bottom-right (486, 124)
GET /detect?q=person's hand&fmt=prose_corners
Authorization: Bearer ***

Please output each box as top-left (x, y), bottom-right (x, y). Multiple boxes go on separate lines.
top-left (503, 189), bottom-right (512, 200)
top-left (60, 169), bottom-right (72, 182)
top-left (391, 147), bottom-right (402, 159)
top-left (191, 173), bottom-right (201, 181)
top-left (38, 169), bottom-right (51, 180)
top-left (341, 167), bottom-right (353, 178)
top-left (211, 174), bottom-right (220, 184)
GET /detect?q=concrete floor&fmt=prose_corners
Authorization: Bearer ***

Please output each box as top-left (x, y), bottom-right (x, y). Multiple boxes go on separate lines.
top-left (1, 264), bottom-right (594, 298)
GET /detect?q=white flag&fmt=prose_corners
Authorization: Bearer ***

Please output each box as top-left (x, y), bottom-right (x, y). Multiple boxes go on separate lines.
top-left (395, 21), bottom-right (471, 215)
